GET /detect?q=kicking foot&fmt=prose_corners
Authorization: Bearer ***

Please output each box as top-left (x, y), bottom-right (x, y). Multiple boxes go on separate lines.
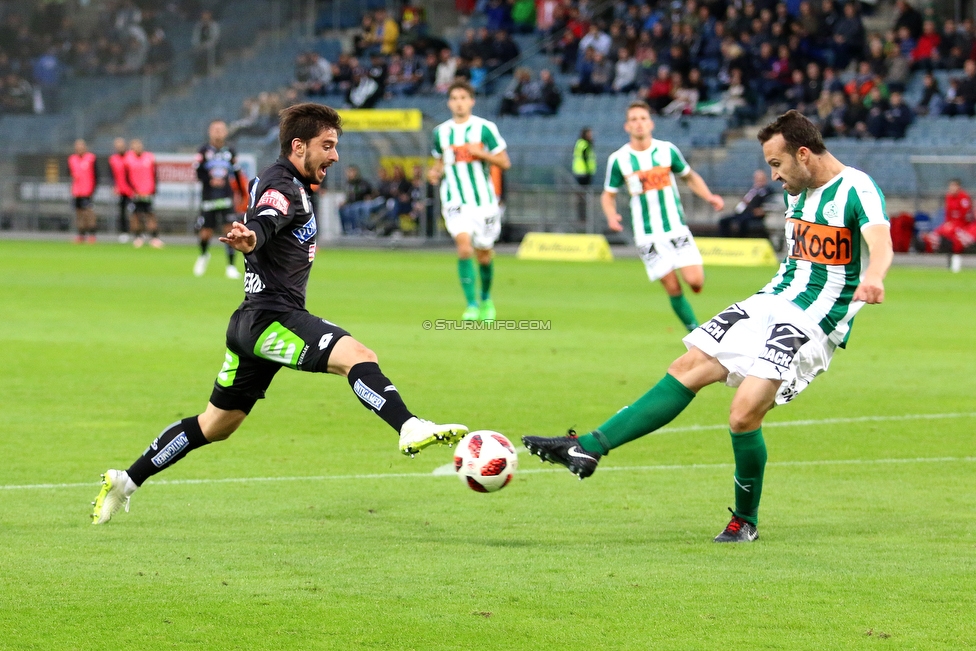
top-left (90, 469), bottom-right (133, 525)
top-left (399, 417), bottom-right (469, 457)
top-left (522, 431), bottom-right (602, 479)
top-left (478, 299), bottom-right (496, 322)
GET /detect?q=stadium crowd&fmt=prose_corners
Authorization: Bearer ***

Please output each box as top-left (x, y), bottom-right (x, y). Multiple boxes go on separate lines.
top-left (0, 0), bottom-right (209, 115)
top-left (235, 0), bottom-right (976, 140)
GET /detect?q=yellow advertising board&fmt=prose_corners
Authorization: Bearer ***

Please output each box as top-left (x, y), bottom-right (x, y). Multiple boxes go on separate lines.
top-left (516, 233), bottom-right (613, 262)
top-left (695, 237), bottom-right (780, 266)
top-left (336, 109), bottom-right (423, 132)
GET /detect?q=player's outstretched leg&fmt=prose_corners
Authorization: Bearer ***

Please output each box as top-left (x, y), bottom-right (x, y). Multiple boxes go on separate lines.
top-left (91, 416), bottom-right (212, 524)
top-left (342, 357), bottom-right (467, 457)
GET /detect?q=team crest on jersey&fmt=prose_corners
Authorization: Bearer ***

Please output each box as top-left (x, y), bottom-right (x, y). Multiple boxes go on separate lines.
top-left (821, 201), bottom-right (839, 221)
top-left (257, 189), bottom-right (290, 213)
top-left (292, 214), bottom-right (317, 244)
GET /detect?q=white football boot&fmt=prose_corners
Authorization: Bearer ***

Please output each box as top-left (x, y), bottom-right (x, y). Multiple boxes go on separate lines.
top-left (225, 264), bottom-right (241, 279)
top-left (193, 252), bottom-right (210, 276)
top-left (90, 469), bottom-right (133, 525)
top-left (399, 418), bottom-right (468, 457)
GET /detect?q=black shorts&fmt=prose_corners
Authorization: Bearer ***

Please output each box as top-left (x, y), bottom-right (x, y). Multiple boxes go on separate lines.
top-left (209, 308), bottom-right (350, 414)
top-left (196, 209), bottom-right (236, 231)
top-left (132, 198), bottom-right (153, 214)
top-left (74, 196), bottom-right (93, 210)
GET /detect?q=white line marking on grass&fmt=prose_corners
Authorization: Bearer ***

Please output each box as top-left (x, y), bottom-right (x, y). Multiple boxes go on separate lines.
top-left (5, 457), bottom-right (976, 491)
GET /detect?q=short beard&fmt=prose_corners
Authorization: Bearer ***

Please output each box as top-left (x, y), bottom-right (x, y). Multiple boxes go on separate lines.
top-left (303, 156), bottom-right (318, 181)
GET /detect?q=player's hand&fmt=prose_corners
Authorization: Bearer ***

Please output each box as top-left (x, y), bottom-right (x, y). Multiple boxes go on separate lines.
top-left (852, 274), bottom-right (885, 304)
top-left (219, 221), bottom-right (257, 254)
top-left (606, 212), bottom-right (624, 232)
top-left (708, 194), bottom-right (725, 211)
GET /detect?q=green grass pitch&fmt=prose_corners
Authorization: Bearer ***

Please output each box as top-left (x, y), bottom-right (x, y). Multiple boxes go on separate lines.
top-left (1, 240), bottom-right (974, 650)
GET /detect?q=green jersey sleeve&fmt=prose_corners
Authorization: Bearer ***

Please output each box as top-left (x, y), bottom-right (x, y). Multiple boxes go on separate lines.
top-left (604, 156), bottom-right (624, 191)
top-left (481, 121), bottom-right (506, 153)
top-left (669, 144), bottom-right (690, 176)
top-left (431, 126), bottom-right (443, 158)
top-left (847, 180), bottom-right (889, 230)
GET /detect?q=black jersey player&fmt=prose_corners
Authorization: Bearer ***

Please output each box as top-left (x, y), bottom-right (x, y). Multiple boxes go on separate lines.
top-left (92, 103), bottom-right (468, 524)
top-left (193, 119), bottom-right (249, 279)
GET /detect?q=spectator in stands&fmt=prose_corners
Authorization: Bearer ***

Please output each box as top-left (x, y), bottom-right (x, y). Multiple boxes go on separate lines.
top-left (663, 70), bottom-right (699, 115)
top-left (487, 29), bottom-right (520, 73)
top-left (485, 0), bottom-right (513, 33)
top-left (644, 64), bottom-right (674, 113)
top-left (589, 50), bottom-right (613, 94)
top-left (191, 10), bottom-right (220, 76)
top-left (944, 58), bottom-right (976, 116)
top-left (434, 47), bottom-right (458, 93)
top-left (911, 20), bottom-right (941, 70)
top-left (915, 71), bottom-right (943, 115)
top-left (332, 54), bottom-right (355, 95)
top-left (579, 23), bottom-right (612, 60)
top-left (459, 28), bottom-right (481, 61)
top-left (499, 67), bottom-right (531, 115)
top-left (306, 52), bottom-right (334, 96)
top-left (883, 91), bottom-right (914, 138)
top-left (894, 0), bottom-right (923, 41)
top-left (144, 28), bottom-right (173, 85)
top-left (373, 9), bottom-right (400, 55)
top-left (0, 72), bottom-right (34, 114)
top-left (468, 56), bottom-right (488, 93)
top-left (832, 2), bottom-right (865, 70)
top-left (353, 13), bottom-right (375, 56)
top-left (511, 0), bottom-right (536, 34)
top-left (339, 165), bottom-right (377, 235)
top-left (718, 170), bottom-right (774, 238)
top-left (612, 47), bottom-right (638, 94)
top-left (347, 66), bottom-right (382, 108)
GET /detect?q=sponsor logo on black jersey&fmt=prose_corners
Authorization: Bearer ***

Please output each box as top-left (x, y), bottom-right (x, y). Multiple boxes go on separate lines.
top-left (759, 323), bottom-right (809, 368)
top-left (293, 214), bottom-right (317, 244)
top-left (702, 304), bottom-right (750, 342)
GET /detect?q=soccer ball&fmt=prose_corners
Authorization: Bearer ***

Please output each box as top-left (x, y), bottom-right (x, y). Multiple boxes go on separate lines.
top-left (454, 430), bottom-right (518, 493)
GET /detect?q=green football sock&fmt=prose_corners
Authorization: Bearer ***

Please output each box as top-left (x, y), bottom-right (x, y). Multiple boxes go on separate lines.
top-left (669, 294), bottom-right (699, 331)
top-left (730, 428), bottom-right (767, 526)
top-left (458, 258), bottom-right (476, 306)
top-left (479, 260), bottom-right (493, 301)
top-left (578, 373), bottom-right (696, 454)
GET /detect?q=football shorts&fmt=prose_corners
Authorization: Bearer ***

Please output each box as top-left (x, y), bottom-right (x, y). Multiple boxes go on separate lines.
top-left (683, 293), bottom-right (835, 405)
top-left (634, 231), bottom-right (703, 282)
top-left (442, 203), bottom-right (501, 250)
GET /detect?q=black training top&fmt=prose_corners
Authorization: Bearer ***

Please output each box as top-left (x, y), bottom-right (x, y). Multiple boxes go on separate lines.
top-left (194, 143), bottom-right (242, 211)
top-left (240, 157), bottom-right (318, 312)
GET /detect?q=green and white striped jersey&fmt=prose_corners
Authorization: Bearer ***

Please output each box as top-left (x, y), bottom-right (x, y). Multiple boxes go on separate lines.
top-left (431, 115), bottom-right (506, 210)
top-left (760, 166), bottom-right (889, 347)
top-left (605, 139), bottom-right (691, 237)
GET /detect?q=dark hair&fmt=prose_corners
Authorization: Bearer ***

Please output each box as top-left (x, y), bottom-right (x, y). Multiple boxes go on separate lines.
top-left (756, 109), bottom-right (826, 155)
top-left (279, 102), bottom-right (343, 157)
top-left (447, 79), bottom-right (475, 98)
top-left (580, 126), bottom-right (592, 139)
top-left (626, 100), bottom-right (652, 115)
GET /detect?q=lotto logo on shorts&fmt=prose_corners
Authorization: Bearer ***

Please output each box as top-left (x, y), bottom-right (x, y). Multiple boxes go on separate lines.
top-left (760, 324), bottom-right (810, 368)
top-left (702, 304), bottom-right (749, 342)
top-left (670, 235), bottom-right (692, 249)
top-left (256, 189), bottom-right (290, 214)
top-left (787, 219), bottom-right (852, 265)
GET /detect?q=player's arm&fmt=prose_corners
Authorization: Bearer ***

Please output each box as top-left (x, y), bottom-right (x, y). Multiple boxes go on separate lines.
top-left (680, 169), bottom-right (724, 212)
top-left (601, 190), bottom-right (623, 232)
top-left (852, 224), bottom-right (892, 304)
top-left (223, 182), bottom-right (298, 253)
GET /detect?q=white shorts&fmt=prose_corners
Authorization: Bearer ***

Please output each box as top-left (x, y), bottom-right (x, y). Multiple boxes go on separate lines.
top-left (634, 232), bottom-right (703, 282)
top-left (443, 203), bottom-right (501, 250)
top-left (683, 293), bottom-right (835, 405)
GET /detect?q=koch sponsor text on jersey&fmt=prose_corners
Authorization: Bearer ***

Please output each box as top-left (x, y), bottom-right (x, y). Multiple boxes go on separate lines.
top-left (787, 219), bottom-right (852, 264)
top-left (451, 142), bottom-right (483, 164)
top-left (634, 166), bottom-right (672, 192)
top-left (256, 188), bottom-right (290, 214)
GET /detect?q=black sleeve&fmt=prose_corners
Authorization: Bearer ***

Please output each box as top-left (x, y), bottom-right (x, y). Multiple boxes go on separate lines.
top-left (195, 146), bottom-right (208, 184)
top-left (247, 181), bottom-right (300, 251)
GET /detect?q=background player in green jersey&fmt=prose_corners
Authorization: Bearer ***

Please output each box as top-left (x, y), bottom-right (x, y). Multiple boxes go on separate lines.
top-left (602, 101), bottom-right (725, 332)
top-left (427, 81), bottom-right (511, 321)
top-left (525, 110), bottom-right (893, 543)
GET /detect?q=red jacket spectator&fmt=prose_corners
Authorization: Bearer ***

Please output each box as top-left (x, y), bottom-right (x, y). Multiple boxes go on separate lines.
top-left (911, 21), bottom-right (940, 61)
top-left (944, 188), bottom-right (972, 224)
